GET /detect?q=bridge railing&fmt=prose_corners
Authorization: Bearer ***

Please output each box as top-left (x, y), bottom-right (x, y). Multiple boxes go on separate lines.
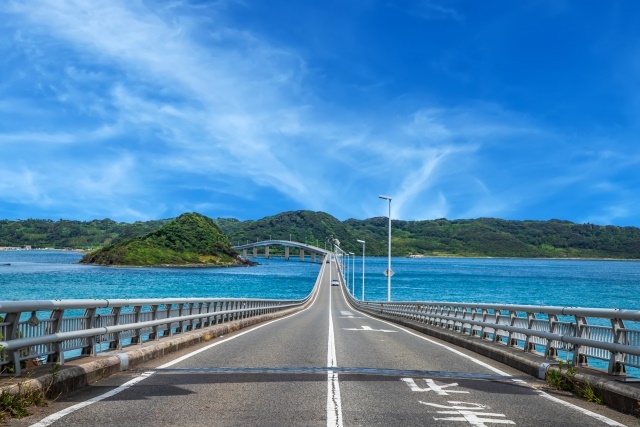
top-left (0, 296), bottom-right (310, 376)
top-left (345, 293), bottom-right (640, 377)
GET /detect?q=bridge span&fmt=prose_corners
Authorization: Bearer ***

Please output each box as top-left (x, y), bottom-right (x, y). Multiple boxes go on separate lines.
top-left (233, 239), bottom-right (332, 263)
top-left (2, 259), bottom-right (637, 426)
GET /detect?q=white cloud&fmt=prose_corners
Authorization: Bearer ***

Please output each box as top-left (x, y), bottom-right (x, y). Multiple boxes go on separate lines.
top-left (0, 167), bottom-right (50, 205)
top-left (1, 0), bottom-right (638, 226)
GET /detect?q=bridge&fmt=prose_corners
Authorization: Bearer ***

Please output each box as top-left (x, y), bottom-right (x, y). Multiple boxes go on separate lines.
top-left (1, 254), bottom-right (640, 425)
top-left (232, 239), bottom-right (333, 263)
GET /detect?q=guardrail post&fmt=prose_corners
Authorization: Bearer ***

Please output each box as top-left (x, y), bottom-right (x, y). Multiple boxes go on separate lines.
top-left (181, 303), bottom-right (194, 332)
top-left (163, 304), bottom-right (174, 337)
top-left (452, 306), bottom-right (461, 332)
top-left (608, 318), bottom-right (627, 375)
top-left (524, 312), bottom-right (536, 353)
top-left (444, 306), bottom-right (452, 330)
top-left (193, 303), bottom-right (203, 329)
top-left (573, 315), bottom-right (589, 367)
top-left (545, 314), bottom-right (559, 359)
top-left (213, 302), bottom-right (220, 325)
top-left (202, 302), bottom-right (211, 327)
top-left (149, 305), bottom-right (160, 340)
top-left (508, 311), bottom-right (518, 347)
top-left (47, 309), bottom-right (64, 365)
top-left (471, 308), bottom-right (482, 337)
top-left (492, 310), bottom-right (505, 344)
top-left (437, 305), bottom-right (446, 328)
top-left (81, 308), bottom-right (97, 356)
top-left (480, 309), bottom-right (491, 339)
top-left (4, 312), bottom-right (21, 375)
top-left (131, 306), bottom-right (143, 345)
top-left (429, 304), bottom-right (438, 326)
top-left (109, 306), bottom-right (123, 350)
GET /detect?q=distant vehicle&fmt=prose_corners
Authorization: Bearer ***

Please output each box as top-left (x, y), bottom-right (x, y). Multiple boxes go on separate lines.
top-left (331, 279), bottom-right (340, 286)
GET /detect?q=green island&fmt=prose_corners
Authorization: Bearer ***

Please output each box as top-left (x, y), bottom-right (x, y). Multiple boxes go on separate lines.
top-left (2, 210), bottom-right (640, 260)
top-left (78, 213), bottom-right (252, 267)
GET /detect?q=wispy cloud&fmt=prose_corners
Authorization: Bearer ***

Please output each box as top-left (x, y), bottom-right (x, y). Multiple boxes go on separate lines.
top-left (403, 0), bottom-right (465, 22)
top-left (1, 1), bottom-right (639, 226)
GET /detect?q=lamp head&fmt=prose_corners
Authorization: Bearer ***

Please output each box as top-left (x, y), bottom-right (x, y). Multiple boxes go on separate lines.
top-left (378, 194), bottom-right (392, 201)
top-left (356, 239), bottom-right (365, 243)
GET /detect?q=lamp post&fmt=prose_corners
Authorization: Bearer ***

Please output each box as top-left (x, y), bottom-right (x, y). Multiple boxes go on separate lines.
top-left (356, 239), bottom-right (365, 301)
top-left (349, 252), bottom-right (355, 295)
top-left (343, 252), bottom-right (348, 283)
top-left (379, 195), bottom-right (393, 301)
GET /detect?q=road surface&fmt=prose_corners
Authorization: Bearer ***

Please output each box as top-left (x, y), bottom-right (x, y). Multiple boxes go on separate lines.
top-left (11, 261), bottom-right (637, 426)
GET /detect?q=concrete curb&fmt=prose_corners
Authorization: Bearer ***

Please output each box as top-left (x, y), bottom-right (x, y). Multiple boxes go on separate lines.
top-left (0, 304), bottom-right (307, 399)
top-left (355, 306), bottom-right (640, 415)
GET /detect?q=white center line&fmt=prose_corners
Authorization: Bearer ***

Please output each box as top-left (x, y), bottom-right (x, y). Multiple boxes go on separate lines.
top-left (327, 263), bottom-right (343, 427)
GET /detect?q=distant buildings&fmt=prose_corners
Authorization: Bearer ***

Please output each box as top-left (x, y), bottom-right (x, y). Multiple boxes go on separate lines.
top-left (0, 245), bottom-right (32, 251)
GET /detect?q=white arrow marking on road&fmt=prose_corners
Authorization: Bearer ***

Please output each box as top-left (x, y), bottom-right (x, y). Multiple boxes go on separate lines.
top-left (401, 378), bottom-right (469, 396)
top-left (343, 325), bottom-right (397, 332)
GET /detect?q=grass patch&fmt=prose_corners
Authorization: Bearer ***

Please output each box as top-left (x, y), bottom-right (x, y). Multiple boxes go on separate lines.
top-left (0, 363), bottom-right (60, 422)
top-left (546, 361), bottom-right (603, 405)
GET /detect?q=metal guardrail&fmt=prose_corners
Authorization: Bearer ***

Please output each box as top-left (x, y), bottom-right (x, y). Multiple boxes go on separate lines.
top-left (345, 291), bottom-right (640, 377)
top-left (0, 296), bottom-right (311, 376)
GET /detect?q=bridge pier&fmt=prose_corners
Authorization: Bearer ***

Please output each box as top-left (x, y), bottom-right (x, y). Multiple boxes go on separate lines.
top-left (299, 249), bottom-right (304, 262)
top-left (285, 247), bottom-right (290, 261)
top-left (265, 246), bottom-right (270, 259)
top-left (253, 247), bottom-right (257, 258)
top-left (242, 249), bottom-right (247, 259)
top-left (311, 252), bottom-right (316, 263)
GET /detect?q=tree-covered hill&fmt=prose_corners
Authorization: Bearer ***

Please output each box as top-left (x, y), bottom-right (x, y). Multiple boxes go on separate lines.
top-left (218, 211), bottom-right (640, 259)
top-left (3, 211), bottom-right (640, 259)
top-left (79, 213), bottom-right (246, 267)
top-left (217, 210), bottom-right (352, 250)
top-left (0, 218), bottom-right (170, 249)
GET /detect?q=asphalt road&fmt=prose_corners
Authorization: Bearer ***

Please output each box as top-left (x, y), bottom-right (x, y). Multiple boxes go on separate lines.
top-left (11, 261), bottom-right (638, 426)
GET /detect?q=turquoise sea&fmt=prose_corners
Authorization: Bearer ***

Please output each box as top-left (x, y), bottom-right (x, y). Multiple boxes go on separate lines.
top-left (0, 250), bottom-right (638, 310)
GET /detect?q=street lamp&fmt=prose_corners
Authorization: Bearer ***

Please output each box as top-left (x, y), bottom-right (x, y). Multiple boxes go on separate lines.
top-left (349, 252), bottom-right (355, 295)
top-left (379, 195), bottom-right (393, 301)
top-left (343, 252), bottom-right (348, 283)
top-left (356, 239), bottom-right (365, 301)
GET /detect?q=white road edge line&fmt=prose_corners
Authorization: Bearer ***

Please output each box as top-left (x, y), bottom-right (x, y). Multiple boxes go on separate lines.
top-left (339, 286), bottom-right (626, 427)
top-left (327, 263), bottom-right (343, 427)
top-left (29, 265), bottom-right (326, 427)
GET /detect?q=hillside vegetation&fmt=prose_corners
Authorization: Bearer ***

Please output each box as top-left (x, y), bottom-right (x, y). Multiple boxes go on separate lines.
top-left (218, 211), bottom-right (640, 259)
top-left (79, 213), bottom-right (247, 267)
top-left (3, 211), bottom-right (640, 259)
top-left (0, 218), bottom-right (170, 249)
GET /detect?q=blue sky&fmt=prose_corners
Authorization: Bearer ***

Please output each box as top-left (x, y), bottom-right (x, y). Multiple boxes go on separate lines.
top-left (1, 1), bottom-right (639, 226)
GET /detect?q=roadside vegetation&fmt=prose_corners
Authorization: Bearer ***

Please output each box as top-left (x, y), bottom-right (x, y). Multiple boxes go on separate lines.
top-left (546, 361), bottom-right (603, 405)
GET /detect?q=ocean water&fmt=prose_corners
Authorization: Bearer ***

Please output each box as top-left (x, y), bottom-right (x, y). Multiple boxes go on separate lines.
top-left (0, 250), bottom-right (319, 301)
top-left (0, 251), bottom-right (638, 310)
top-left (355, 257), bottom-right (640, 310)
top-left (2, 251), bottom-right (639, 374)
